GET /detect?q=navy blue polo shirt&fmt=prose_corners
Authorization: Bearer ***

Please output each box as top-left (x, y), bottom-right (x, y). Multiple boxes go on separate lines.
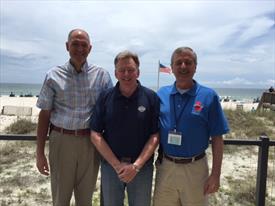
top-left (158, 81), bottom-right (229, 157)
top-left (91, 81), bottom-right (159, 160)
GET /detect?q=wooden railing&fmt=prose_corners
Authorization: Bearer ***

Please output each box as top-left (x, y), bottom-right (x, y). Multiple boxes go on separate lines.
top-left (0, 135), bottom-right (275, 206)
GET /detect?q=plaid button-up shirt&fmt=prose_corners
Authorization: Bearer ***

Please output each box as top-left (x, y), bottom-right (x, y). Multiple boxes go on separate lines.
top-left (37, 61), bottom-right (113, 130)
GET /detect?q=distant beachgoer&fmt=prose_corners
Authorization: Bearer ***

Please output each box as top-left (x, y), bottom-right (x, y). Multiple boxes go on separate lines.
top-left (9, 92), bottom-right (15, 97)
top-left (24, 93), bottom-right (33, 97)
top-left (253, 97), bottom-right (260, 103)
top-left (268, 86), bottom-right (274, 92)
top-left (36, 29), bottom-right (113, 205)
top-left (153, 47), bottom-right (229, 206)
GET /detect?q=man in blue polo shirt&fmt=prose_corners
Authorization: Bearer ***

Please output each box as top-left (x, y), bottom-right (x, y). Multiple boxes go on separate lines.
top-left (153, 47), bottom-right (229, 206)
top-left (90, 50), bottom-right (159, 206)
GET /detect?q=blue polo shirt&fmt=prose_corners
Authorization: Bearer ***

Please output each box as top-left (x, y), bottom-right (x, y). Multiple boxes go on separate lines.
top-left (157, 81), bottom-right (229, 157)
top-left (91, 81), bottom-right (159, 160)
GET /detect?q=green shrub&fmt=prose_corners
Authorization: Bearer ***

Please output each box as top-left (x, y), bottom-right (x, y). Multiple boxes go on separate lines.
top-left (5, 119), bottom-right (37, 134)
top-left (224, 109), bottom-right (274, 139)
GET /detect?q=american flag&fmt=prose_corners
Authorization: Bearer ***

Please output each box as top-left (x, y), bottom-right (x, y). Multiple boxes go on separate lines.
top-left (159, 63), bottom-right (172, 74)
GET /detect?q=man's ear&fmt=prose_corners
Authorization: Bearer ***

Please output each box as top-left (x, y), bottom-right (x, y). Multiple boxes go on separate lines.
top-left (66, 42), bottom-right (69, 51)
top-left (114, 69), bottom-right (118, 79)
top-left (136, 69), bottom-right (140, 78)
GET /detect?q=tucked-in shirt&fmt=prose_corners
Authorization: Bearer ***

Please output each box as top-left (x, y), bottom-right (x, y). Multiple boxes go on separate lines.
top-left (91, 81), bottom-right (159, 160)
top-left (158, 81), bottom-right (229, 157)
top-left (37, 61), bottom-right (113, 130)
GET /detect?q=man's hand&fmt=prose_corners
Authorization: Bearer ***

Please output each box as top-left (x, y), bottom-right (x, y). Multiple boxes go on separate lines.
top-left (118, 163), bottom-right (138, 183)
top-left (204, 174), bottom-right (220, 195)
top-left (36, 110), bottom-right (51, 176)
top-left (36, 153), bottom-right (49, 176)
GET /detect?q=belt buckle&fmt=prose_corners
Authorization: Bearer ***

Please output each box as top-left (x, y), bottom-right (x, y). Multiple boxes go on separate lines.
top-left (191, 156), bottom-right (195, 162)
top-left (121, 157), bottom-right (132, 163)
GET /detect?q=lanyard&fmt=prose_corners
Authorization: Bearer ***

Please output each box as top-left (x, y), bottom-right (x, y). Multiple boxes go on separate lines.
top-left (172, 94), bottom-right (190, 131)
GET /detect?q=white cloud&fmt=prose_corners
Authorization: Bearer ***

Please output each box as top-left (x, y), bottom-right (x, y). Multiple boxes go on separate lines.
top-left (203, 77), bottom-right (274, 88)
top-left (223, 77), bottom-right (254, 85)
top-left (0, 0), bottom-right (274, 88)
top-left (237, 17), bottom-right (274, 43)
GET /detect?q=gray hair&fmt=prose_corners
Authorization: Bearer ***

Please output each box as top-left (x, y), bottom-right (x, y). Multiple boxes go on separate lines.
top-left (171, 47), bottom-right (197, 66)
top-left (114, 50), bottom-right (140, 68)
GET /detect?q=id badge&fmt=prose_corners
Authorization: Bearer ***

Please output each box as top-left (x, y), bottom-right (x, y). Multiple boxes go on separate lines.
top-left (168, 130), bottom-right (182, 146)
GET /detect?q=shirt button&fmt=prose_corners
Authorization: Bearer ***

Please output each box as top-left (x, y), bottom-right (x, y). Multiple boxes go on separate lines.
top-left (178, 105), bottom-right (181, 108)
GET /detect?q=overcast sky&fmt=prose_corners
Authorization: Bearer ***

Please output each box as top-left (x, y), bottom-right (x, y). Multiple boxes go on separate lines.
top-left (1, 0), bottom-right (274, 88)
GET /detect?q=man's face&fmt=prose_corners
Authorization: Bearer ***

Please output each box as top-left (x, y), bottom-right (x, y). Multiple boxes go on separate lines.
top-left (171, 51), bottom-right (196, 83)
top-left (115, 58), bottom-right (139, 87)
top-left (66, 30), bottom-right (91, 66)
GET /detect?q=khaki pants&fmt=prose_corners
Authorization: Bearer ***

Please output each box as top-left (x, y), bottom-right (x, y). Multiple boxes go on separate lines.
top-left (153, 156), bottom-right (209, 206)
top-left (49, 131), bottom-right (99, 206)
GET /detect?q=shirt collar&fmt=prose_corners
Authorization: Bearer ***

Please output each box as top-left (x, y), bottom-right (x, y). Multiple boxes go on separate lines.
top-left (67, 61), bottom-right (89, 74)
top-left (115, 80), bottom-right (141, 100)
top-left (171, 80), bottom-right (199, 96)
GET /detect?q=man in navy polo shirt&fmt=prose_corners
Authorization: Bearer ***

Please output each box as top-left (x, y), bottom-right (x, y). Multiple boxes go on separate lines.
top-left (90, 50), bottom-right (159, 206)
top-left (153, 47), bottom-right (229, 206)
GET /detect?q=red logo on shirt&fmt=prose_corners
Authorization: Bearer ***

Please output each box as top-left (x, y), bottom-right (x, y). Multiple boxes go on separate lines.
top-left (194, 101), bottom-right (203, 112)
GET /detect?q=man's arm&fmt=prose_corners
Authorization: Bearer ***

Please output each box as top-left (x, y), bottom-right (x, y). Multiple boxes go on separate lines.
top-left (36, 109), bottom-right (51, 176)
top-left (204, 136), bottom-right (224, 195)
top-left (134, 132), bottom-right (159, 169)
top-left (118, 133), bottom-right (159, 183)
top-left (90, 131), bottom-right (121, 172)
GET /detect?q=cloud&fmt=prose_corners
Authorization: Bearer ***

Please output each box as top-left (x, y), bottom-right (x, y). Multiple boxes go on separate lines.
top-left (223, 77), bottom-right (254, 85)
top-left (237, 17), bottom-right (274, 43)
top-left (0, 1), bottom-right (274, 88)
top-left (202, 77), bottom-right (273, 88)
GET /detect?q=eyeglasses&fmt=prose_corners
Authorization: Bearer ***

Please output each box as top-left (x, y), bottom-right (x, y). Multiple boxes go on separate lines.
top-left (116, 68), bottom-right (137, 74)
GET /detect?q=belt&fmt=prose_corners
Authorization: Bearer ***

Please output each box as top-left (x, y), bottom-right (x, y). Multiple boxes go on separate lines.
top-left (50, 124), bottom-right (90, 136)
top-left (164, 152), bottom-right (206, 164)
top-left (120, 157), bottom-right (134, 163)
top-left (118, 156), bottom-right (154, 164)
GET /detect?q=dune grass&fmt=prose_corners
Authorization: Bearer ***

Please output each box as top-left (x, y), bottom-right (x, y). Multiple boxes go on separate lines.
top-left (0, 110), bottom-right (274, 205)
top-left (224, 109), bottom-right (275, 140)
top-left (5, 118), bottom-right (37, 134)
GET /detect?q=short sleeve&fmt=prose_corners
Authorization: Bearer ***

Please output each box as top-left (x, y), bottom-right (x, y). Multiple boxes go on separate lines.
top-left (36, 74), bottom-right (55, 110)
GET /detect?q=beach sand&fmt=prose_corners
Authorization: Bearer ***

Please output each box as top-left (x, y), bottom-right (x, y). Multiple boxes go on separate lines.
top-left (0, 96), bottom-right (40, 115)
top-left (221, 101), bottom-right (258, 112)
top-left (0, 96), bottom-right (273, 205)
top-left (0, 96), bottom-right (258, 132)
top-left (0, 96), bottom-right (39, 132)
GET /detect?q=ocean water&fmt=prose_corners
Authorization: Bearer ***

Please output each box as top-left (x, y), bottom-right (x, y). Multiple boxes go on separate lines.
top-left (0, 83), bottom-right (42, 96)
top-left (213, 88), bottom-right (265, 101)
top-left (0, 82), bottom-right (266, 101)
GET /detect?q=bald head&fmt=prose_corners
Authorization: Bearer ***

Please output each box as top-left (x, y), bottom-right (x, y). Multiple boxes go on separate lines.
top-left (67, 29), bottom-right (91, 43)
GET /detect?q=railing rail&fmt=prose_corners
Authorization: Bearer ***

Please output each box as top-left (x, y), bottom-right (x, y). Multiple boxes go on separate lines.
top-left (0, 135), bottom-right (38, 141)
top-left (0, 135), bottom-right (275, 206)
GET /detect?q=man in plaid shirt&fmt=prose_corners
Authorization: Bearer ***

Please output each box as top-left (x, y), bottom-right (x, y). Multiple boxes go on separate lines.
top-left (36, 28), bottom-right (112, 206)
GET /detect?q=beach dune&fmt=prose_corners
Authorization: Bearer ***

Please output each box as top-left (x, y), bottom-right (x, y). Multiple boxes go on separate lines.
top-left (0, 96), bottom-right (40, 116)
top-left (221, 101), bottom-right (258, 112)
top-left (0, 96), bottom-right (258, 133)
top-left (0, 96), bottom-right (40, 133)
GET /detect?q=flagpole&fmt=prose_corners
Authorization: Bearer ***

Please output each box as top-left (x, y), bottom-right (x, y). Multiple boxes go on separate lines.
top-left (157, 60), bottom-right (160, 91)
